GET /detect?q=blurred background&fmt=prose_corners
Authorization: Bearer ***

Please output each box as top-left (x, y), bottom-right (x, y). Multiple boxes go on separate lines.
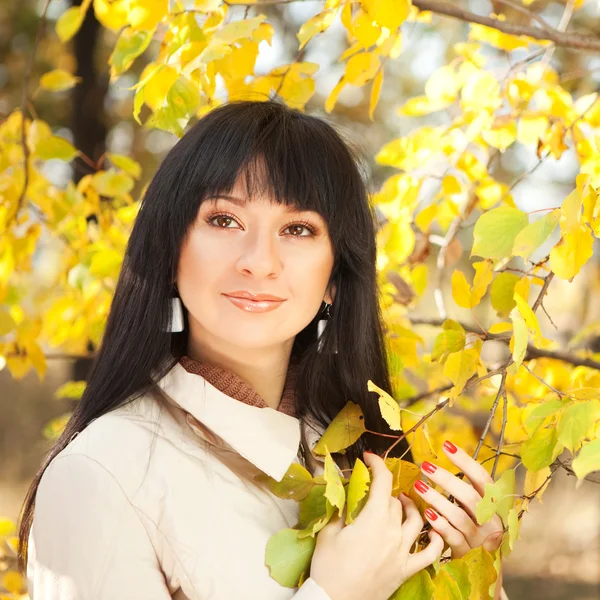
top-left (1, 0), bottom-right (600, 598)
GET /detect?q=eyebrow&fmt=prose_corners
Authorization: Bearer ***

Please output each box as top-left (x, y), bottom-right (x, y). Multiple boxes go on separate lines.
top-left (206, 194), bottom-right (314, 215)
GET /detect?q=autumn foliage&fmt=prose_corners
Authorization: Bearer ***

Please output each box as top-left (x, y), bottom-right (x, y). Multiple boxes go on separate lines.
top-left (2, 0), bottom-right (600, 598)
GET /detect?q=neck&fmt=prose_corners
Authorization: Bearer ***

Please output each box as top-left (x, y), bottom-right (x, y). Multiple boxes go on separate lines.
top-left (186, 336), bottom-right (294, 410)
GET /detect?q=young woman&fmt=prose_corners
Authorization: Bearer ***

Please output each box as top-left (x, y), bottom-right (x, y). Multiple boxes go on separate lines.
top-left (18, 100), bottom-right (504, 599)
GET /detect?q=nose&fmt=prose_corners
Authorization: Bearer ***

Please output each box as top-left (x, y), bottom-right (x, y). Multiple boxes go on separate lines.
top-left (235, 227), bottom-right (282, 279)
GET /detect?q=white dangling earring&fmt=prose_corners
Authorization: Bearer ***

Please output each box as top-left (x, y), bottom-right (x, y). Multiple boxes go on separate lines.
top-left (169, 297), bottom-right (184, 332)
top-left (317, 302), bottom-right (337, 354)
top-left (163, 285), bottom-right (184, 332)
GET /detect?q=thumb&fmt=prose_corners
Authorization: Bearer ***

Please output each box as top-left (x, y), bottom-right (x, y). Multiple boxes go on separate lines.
top-left (322, 504), bottom-right (347, 535)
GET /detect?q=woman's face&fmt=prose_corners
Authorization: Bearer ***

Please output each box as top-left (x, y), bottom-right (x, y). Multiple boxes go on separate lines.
top-left (176, 172), bottom-right (335, 356)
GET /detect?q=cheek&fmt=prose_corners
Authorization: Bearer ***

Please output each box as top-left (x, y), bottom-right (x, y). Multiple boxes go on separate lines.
top-left (177, 234), bottom-right (221, 294)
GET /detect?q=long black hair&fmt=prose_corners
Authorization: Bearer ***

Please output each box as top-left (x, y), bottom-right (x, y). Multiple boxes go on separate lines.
top-left (18, 99), bottom-right (410, 571)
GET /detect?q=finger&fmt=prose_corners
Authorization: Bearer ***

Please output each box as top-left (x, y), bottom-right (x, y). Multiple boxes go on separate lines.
top-left (420, 460), bottom-right (482, 520)
top-left (321, 503), bottom-right (347, 535)
top-left (424, 508), bottom-right (471, 558)
top-left (397, 493), bottom-right (424, 546)
top-left (408, 530), bottom-right (444, 574)
top-left (442, 440), bottom-right (493, 497)
top-left (361, 451), bottom-right (393, 518)
top-left (482, 528), bottom-right (504, 552)
top-left (413, 479), bottom-right (479, 544)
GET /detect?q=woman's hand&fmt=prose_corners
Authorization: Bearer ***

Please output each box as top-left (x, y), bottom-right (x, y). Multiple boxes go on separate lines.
top-left (412, 440), bottom-right (504, 559)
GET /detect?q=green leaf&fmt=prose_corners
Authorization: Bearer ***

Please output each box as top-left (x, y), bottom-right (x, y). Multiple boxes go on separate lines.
top-left (314, 401), bottom-right (366, 455)
top-left (265, 528), bottom-right (315, 588)
top-left (471, 207), bottom-right (529, 259)
top-left (295, 478), bottom-right (336, 538)
top-left (520, 426), bottom-right (563, 472)
top-left (432, 320), bottom-right (466, 362)
top-left (572, 436), bottom-right (600, 483)
top-left (556, 400), bottom-right (600, 453)
top-left (110, 27), bottom-right (155, 79)
top-left (523, 398), bottom-right (564, 436)
top-left (475, 468), bottom-right (515, 525)
top-left (512, 209), bottom-right (560, 259)
top-left (390, 569), bottom-right (435, 599)
top-left (346, 458), bottom-right (370, 524)
top-left (255, 463), bottom-right (314, 501)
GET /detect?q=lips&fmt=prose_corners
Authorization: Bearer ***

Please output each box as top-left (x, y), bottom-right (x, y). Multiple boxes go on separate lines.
top-left (224, 291), bottom-right (285, 302)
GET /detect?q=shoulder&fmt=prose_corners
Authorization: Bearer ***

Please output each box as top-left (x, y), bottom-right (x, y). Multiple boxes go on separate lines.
top-left (40, 391), bottom-right (184, 502)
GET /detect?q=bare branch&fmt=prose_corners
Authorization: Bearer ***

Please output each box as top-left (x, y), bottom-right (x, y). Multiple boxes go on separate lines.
top-left (412, 0), bottom-right (600, 52)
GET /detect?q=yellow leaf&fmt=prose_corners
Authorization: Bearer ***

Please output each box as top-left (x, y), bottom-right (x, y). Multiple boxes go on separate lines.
top-left (0, 309), bottom-right (16, 335)
top-left (513, 292), bottom-right (542, 346)
top-left (451, 269), bottom-right (472, 309)
top-left (56, 6), bottom-right (85, 43)
top-left (443, 346), bottom-right (480, 400)
top-left (297, 9), bottom-right (337, 50)
top-left (481, 120), bottom-right (517, 151)
top-left (560, 188), bottom-right (583, 234)
top-left (94, 0), bottom-right (129, 31)
top-left (512, 209), bottom-right (560, 259)
top-left (214, 14), bottom-right (266, 44)
top-left (313, 401), bottom-right (367, 455)
top-left (345, 52), bottom-right (380, 86)
top-left (517, 113), bottom-right (547, 146)
top-left (128, 0), bottom-right (168, 30)
top-left (35, 135), bottom-right (79, 162)
top-left (2, 571), bottom-right (24, 595)
top-left (470, 22), bottom-right (531, 51)
top-left (509, 308), bottom-right (528, 373)
top-left (368, 380), bottom-right (402, 430)
top-left (425, 65), bottom-right (460, 104)
top-left (352, 8), bottom-right (382, 49)
top-left (109, 27), bottom-right (154, 80)
top-left (488, 322), bottom-right (512, 334)
top-left (471, 260), bottom-right (493, 307)
top-left (549, 225), bottom-right (594, 280)
top-left (461, 70), bottom-right (501, 112)
top-left (39, 69), bottom-right (82, 91)
top-left (107, 153), bottom-right (142, 179)
top-left (361, 0), bottom-right (411, 31)
top-left (369, 68), bottom-right (383, 121)
top-left (490, 272), bottom-right (520, 316)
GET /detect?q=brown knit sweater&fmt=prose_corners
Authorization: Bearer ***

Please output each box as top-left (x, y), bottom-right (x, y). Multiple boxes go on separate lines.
top-left (179, 355), bottom-right (298, 418)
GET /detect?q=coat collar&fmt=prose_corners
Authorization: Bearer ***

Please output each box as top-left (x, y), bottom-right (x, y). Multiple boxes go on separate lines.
top-left (155, 360), bottom-right (311, 482)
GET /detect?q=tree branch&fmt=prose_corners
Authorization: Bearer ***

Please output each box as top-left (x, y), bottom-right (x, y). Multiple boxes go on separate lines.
top-left (412, 0), bottom-right (600, 52)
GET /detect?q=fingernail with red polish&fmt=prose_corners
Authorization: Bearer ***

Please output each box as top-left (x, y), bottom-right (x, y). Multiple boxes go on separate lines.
top-left (414, 480), bottom-right (429, 494)
top-left (424, 508), bottom-right (438, 521)
top-left (443, 440), bottom-right (458, 454)
top-left (422, 461), bottom-right (437, 474)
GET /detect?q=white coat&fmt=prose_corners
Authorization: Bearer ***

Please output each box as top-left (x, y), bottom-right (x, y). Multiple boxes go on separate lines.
top-left (26, 358), bottom-right (341, 599)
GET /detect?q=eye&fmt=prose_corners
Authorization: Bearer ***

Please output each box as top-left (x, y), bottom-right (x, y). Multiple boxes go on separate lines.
top-left (207, 213), bottom-right (239, 229)
top-left (284, 221), bottom-right (317, 237)
top-left (206, 213), bottom-right (317, 237)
